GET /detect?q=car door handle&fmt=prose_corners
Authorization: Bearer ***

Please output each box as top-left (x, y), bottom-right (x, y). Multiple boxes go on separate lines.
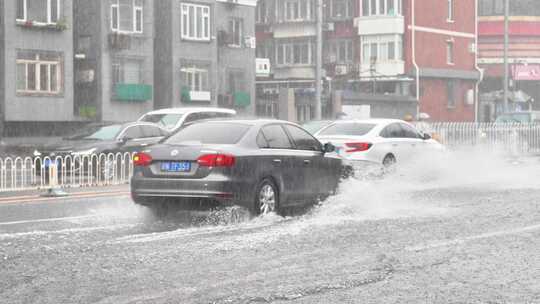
top-left (273, 159), bottom-right (282, 164)
top-left (303, 159), bottom-right (311, 165)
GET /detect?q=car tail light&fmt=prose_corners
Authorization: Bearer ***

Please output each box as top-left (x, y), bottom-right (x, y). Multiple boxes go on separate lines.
top-left (345, 142), bottom-right (372, 153)
top-left (197, 154), bottom-right (236, 167)
top-left (133, 152), bottom-right (152, 167)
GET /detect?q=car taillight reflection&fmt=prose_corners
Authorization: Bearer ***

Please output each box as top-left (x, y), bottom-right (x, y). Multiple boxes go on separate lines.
top-left (345, 142), bottom-right (372, 153)
top-left (197, 154), bottom-right (236, 167)
top-left (133, 152), bottom-right (153, 167)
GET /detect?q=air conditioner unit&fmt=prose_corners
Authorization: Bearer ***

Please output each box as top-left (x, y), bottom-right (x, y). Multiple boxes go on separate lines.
top-left (335, 65), bottom-right (348, 75)
top-left (256, 58), bottom-right (271, 78)
top-left (322, 22), bottom-right (335, 31)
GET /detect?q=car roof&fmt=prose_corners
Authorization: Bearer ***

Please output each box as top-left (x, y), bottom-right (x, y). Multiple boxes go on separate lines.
top-left (186, 118), bottom-right (297, 127)
top-left (141, 107), bottom-right (237, 116)
top-left (329, 118), bottom-right (405, 124)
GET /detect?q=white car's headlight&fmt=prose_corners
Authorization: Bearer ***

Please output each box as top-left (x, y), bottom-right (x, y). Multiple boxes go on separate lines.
top-left (72, 148), bottom-right (97, 156)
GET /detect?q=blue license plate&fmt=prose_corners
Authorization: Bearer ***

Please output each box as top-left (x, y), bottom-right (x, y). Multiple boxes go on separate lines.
top-left (160, 161), bottom-right (191, 172)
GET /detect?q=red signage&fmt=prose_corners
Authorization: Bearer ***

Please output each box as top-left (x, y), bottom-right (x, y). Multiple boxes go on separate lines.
top-left (512, 65), bottom-right (540, 81)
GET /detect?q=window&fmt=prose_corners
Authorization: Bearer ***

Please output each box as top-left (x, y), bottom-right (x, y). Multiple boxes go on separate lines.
top-left (111, 0), bottom-right (143, 33)
top-left (16, 0), bottom-right (61, 24)
top-left (329, 40), bottom-right (353, 63)
top-left (319, 123), bottom-right (376, 136)
top-left (181, 67), bottom-right (209, 92)
top-left (360, 0), bottom-right (402, 16)
top-left (284, 125), bottom-right (322, 151)
top-left (229, 19), bottom-right (243, 47)
top-left (362, 35), bottom-right (403, 63)
top-left (122, 126), bottom-right (143, 139)
top-left (261, 125), bottom-right (293, 149)
top-left (256, 0), bottom-right (268, 23)
top-left (447, 0), bottom-right (454, 21)
top-left (447, 80), bottom-right (457, 108)
top-left (181, 3), bottom-right (210, 41)
top-left (328, 0), bottom-right (353, 18)
top-left (446, 40), bottom-right (454, 64)
top-left (276, 41), bottom-right (312, 66)
top-left (140, 125), bottom-right (166, 138)
top-left (399, 123), bottom-right (421, 139)
top-left (112, 59), bottom-right (143, 85)
top-left (380, 123), bottom-right (403, 138)
top-left (279, 0), bottom-right (312, 21)
top-left (16, 51), bottom-right (62, 95)
top-left (165, 122), bottom-right (251, 145)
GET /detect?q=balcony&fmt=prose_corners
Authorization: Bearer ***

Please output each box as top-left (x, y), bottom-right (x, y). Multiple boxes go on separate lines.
top-left (354, 15), bottom-right (404, 36)
top-left (114, 84), bottom-right (152, 101)
top-left (358, 60), bottom-right (405, 78)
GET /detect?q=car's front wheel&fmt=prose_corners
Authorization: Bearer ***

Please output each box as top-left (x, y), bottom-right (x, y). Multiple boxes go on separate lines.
top-left (253, 178), bottom-right (279, 216)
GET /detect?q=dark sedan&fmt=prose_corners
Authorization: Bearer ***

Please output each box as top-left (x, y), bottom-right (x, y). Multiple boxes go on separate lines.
top-left (130, 120), bottom-right (342, 216)
top-left (34, 122), bottom-right (168, 180)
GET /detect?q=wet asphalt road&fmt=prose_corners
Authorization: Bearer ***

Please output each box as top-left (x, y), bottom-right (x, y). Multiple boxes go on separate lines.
top-left (1, 154), bottom-right (540, 304)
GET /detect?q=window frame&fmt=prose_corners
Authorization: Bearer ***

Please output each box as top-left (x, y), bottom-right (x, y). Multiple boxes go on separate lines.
top-left (111, 0), bottom-right (144, 34)
top-left (260, 124), bottom-right (294, 150)
top-left (447, 0), bottom-right (454, 22)
top-left (180, 3), bottom-right (211, 41)
top-left (16, 0), bottom-right (61, 24)
top-left (283, 124), bottom-right (323, 152)
top-left (447, 80), bottom-right (457, 109)
top-left (361, 35), bottom-right (403, 63)
top-left (360, 0), bottom-right (402, 16)
top-left (229, 18), bottom-right (243, 47)
top-left (16, 54), bottom-right (62, 95)
top-left (446, 40), bottom-right (454, 65)
top-left (276, 41), bottom-right (313, 66)
top-left (181, 67), bottom-right (209, 92)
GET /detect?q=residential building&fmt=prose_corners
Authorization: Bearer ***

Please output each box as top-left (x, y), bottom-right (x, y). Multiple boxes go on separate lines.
top-left (1, 0), bottom-right (75, 136)
top-left (477, 0), bottom-right (540, 122)
top-left (255, 0), bottom-right (480, 122)
top-left (350, 0), bottom-right (480, 121)
top-left (74, 0), bottom-right (155, 122)
top-left (154, 0), bottom-right (257, 114)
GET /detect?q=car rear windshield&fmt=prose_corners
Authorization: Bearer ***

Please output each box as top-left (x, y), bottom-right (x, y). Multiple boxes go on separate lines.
top-left (318, 123), bottom-right (376, 136)
top-left (66, 124), bottom-right (122, 141)
top-left (164, 122), bottom-right (250, 145)
top-left (140, 113), bottom-right (185, 130)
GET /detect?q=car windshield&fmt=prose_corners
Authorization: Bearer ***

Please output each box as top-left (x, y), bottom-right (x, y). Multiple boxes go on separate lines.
top-left (495, 113), bottom-right (531, 123)
top-left (140, 113), bottom-right (185, 130)
top-left (302, 120), bottom-right (332, 134)
top-left (66, 125), bottom-right (122, 141)
top-left (164, 122), bottom-right (250, 145)
top-left (318, 123), bottom-right (376, 136)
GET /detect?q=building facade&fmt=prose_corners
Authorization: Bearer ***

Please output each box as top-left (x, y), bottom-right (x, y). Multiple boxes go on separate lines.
top-left (1, 0), bottom-right (75, 136)
top-left (477, 0), bottom-right (540, 122)
top-left (255, 0), bottom-right (480, 122)
top-left (154, 0), bottom-right (256, 115)
top-left (74, 0), bottom-right (155, 123)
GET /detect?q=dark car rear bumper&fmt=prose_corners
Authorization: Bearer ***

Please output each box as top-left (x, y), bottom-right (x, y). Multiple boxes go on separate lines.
top-left (130, 175), bottom-right (245, 204)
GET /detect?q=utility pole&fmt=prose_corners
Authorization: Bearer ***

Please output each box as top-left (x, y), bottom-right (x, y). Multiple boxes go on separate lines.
top-left (503, 0), bottom-right (509, 113)
top-left (314, 0), bottom-right (323, 120)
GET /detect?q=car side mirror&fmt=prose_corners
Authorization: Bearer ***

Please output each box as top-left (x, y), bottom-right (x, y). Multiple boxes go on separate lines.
top-left (118, 137), bottom-right (130, 145)
top-left (422, 133), bottom-right (431, 140)
top-left (323, 142), bottom-right (335, 153)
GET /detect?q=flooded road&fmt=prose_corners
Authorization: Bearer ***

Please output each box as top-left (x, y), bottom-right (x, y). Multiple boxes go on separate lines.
top-left (1, 152), bottom-right (540, 303)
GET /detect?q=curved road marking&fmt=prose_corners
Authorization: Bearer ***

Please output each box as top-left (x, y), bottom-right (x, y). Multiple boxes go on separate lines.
top-left (407, 223), bottom-right (540, 251)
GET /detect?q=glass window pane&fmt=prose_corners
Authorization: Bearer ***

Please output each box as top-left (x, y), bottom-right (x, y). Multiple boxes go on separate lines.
top-left (388, 41), bottom-right (395, 60)
top-left (112, 6), bottom-right (119, 29)
top-left (189, 6), bottom-right (195, 37)
top-left (17, 63), bottom-right (26, 91)
top-left (39, 64), bottom-right (49, 91)
top-left (135, 9), bottom-right (143, 32)
top-left (362, 0), bottom-right (370, 16)
top-left (387, 0), bottom-right (395, 15)
top-left (50, 64), bottom-right (58, 92)
top-left (50, 0), bottom-right (59, 23)
top-left (28, 0), bottom-right (48, 23)
top-left (261, 125), bottom-right (293, 149)
top-left (196, 7), bottom-right (202, 38)
top-left (119, 0), bottom-right (133, 31)
top-left (28, 63), bottom-right (36, 91)
top-left (16, 0), bottom-right (25, 20)
top-left (370, 0), bottom-right (377, 14)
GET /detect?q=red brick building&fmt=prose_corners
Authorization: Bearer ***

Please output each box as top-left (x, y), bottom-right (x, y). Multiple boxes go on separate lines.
top-left (254, 0), bottom-right (480, 122)
top-left (477, 0), bottom-right (540, 122)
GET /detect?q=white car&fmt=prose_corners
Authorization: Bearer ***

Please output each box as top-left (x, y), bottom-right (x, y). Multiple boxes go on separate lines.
top-left (137, 107), bottom-right (236, 132)
top-left (314, 119), bottom-right (444, 167)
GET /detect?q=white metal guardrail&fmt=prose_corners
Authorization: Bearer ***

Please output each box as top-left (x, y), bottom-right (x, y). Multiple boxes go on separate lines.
top-left (425, 122), bottom-right (540, 154)
top-left (0, 152), bottom-right (133, 193)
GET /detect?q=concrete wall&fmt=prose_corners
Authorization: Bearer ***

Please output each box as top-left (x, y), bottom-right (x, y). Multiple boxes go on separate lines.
top-left (2, 0), bottom-right (74, 122)
top-left (153, 0), bottom-right (174, 110)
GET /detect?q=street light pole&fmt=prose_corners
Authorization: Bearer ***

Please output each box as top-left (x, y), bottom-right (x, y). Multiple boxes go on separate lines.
top-left (503, 0), bottom-right (509, 113)
top-left (314, 0), bottom-right (323, 120)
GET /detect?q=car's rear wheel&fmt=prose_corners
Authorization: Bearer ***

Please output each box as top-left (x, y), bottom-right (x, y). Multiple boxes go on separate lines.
top-left (382, 154), bottom-right (396, 167)
top-left (253, 178), bottom-right (279, 216)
